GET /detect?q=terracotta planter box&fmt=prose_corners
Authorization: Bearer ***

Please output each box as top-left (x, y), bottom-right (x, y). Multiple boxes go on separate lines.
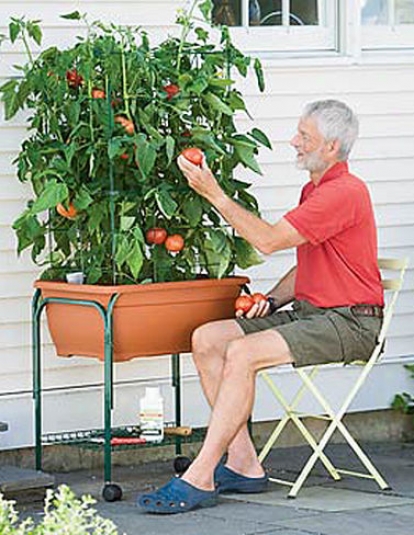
top-left (35, 276), bottom-right (249, 362)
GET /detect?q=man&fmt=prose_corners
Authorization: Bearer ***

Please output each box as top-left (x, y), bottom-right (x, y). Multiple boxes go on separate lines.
top-left (138, 99), bottom-right (383, 513)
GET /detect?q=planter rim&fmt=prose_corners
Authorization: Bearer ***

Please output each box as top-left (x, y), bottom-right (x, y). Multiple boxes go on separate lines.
top-left (34, 275), bottom-right (250, 295)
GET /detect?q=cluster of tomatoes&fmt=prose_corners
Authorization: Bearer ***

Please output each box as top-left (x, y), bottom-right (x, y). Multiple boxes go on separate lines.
top-left (145, 228), bottom-right (184, 252)
top-left (235, 293), bottom-right (268, 314)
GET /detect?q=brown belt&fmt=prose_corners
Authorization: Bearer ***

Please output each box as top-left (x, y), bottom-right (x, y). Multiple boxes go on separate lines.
top-left (350, 305), bottom-right (384, 319)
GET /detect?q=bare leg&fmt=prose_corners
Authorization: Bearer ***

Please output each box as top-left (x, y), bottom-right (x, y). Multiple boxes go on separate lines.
top-left (191, 320), bottom-right (263, 476)
top-left (185, 328), bottom-right (294, 490)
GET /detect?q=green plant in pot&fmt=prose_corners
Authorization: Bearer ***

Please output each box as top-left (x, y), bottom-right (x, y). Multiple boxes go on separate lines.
top-left (1, 0), bottom-right (271, 361)
top-left (1, 0), bottom-right (270, 285)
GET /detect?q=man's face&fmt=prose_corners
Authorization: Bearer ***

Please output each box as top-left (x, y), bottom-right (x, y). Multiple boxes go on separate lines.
top-left (290, 116), bottom-right (331, 173)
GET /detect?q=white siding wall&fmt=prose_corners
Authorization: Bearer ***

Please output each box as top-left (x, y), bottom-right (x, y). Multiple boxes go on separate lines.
top-left (0, 1), bottom-right (413, 450)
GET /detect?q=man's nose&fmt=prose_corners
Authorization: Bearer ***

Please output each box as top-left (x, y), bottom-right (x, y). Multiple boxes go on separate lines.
top-left (290, 133), bottom-right (299, 147)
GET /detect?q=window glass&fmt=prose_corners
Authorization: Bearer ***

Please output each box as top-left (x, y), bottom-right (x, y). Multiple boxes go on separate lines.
top-left (212, 0), bottom-right (320, 27)
top-left (362, 0), bottom-right (414, 25)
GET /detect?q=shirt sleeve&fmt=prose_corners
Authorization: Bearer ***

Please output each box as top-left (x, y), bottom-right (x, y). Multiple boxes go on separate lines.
top-left (284, 181), bottom-right (362, 245)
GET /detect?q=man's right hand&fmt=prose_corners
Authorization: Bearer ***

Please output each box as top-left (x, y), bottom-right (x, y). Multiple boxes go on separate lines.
top-left (235, 299), bottom-right (271, 319)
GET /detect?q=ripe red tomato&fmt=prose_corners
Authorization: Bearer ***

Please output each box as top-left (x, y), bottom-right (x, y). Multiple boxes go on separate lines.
top-left (66, 69), bottom-right (83, 89)
top-left (56, 202), bottom-right (77, 220)
top-left (146, 227), bottom-right (168, 245)
top-left (91, 88), bottom-right (105, 99)
top-left (120, 153), bottom-right (129, 160)
top-left (181, 147), bottom-right (203, 166)
top-left (163, 83), bottom-right (180, 100)
top-left (252, 292), bottom-right (267, 304)
top-left (235, 295), bottom-right (254, 314)
top-left (115, 115), bottom-right (135, 135)
top-left (165, 234), bottom-right (184, 252)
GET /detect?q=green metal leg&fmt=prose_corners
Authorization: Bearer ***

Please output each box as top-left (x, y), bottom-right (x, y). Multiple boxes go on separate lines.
top-left (31, 291), bottom-right (117, 484)
top-left (172, 353), bottom-right (182, 455)
top-left (32, 289), bottom-right (43, 471)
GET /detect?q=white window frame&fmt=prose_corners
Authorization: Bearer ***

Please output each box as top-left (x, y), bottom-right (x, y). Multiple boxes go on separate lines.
top-left (218, 0), bottom-right (339, 54)
top-left (210, 0), bottom-right (414, 59)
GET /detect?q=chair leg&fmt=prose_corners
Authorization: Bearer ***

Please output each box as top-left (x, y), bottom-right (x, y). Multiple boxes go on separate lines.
top-left (259, 370), bottom-right (340, 482)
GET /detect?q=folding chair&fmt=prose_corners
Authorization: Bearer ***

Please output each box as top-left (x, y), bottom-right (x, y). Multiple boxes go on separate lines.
top-left (258, 257), bottom-right (409, 498)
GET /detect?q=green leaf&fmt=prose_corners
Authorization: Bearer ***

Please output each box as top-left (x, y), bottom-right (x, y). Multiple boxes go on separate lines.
top-left (108, 138), bottom-right (123, 159)
top-left (234, 237), bottom-right (263, 269)
top-left (9, 21), bottom-right (20, 43)
top-left (30, 179), bottom-right (68, 214)
top-left (204, 92), bottom-right (233, 116)
top-left (115, 235), bottom-right (129, 266)
top-left (60, 11), bottom-right (82, 20)
top-left (0, 79), bottom-right (19, 120)
top-left (199, 0), bottom-right (213, 21)
top-left (134, 134), bottom-right (157, 179)
top-left (120, 216), bottom-right (135, 232)
top-left (155, 187), bottom-right (178, 219)
top-left (166, 136), bottom-right (175, 165)
top-left (254, 58), bottom-right (265, 92)
top-left (234, 145), bottom-right (262, 175)
top-left (228, 91), bottom-right (246, 111)
top-left (133, 226), bottom-right (145, 244)
top-left (182, 195), bottom-right (203, 227)
top-left (27, 22), bottom-right (42, 46)
top-left (249, 127), bottom-right (272, 150)
top-left (73, 187), bottom-right (93, 210)
top-left (126, 241), bottom-right (144, 278)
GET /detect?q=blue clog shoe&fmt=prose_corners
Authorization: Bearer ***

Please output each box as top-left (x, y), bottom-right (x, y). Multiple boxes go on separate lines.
top-left (214, 464), bottom-right (269, 494)
top-left (137, 477), bottom-right (218, 514)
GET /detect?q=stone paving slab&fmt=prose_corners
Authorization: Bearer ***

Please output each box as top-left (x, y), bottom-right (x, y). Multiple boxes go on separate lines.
top-left (0, 466), bottom-right (55, 493)
top-left (93, 500), bottom-right (294, 535)
top-left (225, 485), bottom-right (414, 512)
top-left (277, 509), bottom-right (414, 535)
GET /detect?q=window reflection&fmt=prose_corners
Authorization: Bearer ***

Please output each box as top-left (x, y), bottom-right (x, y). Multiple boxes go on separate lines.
top-left (212, 0), bottom-right (320, 26)
top-left (362, 0), bottom-right (414, 25)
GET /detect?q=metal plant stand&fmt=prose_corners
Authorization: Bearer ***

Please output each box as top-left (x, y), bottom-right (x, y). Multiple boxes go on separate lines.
top-left (32, 289), bottom-right (199, 501)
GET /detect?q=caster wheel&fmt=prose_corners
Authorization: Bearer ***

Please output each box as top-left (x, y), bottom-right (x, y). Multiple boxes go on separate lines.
top-left (173, 455), bottom-right (192, 475)
top-left (102, 483), bottom-right (123, 502)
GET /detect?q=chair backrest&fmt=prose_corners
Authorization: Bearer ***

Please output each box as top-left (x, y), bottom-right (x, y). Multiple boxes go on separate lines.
top-left (376, 257), bottom-right (409, 353)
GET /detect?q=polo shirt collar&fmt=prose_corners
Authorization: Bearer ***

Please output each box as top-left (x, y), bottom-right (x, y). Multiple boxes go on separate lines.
top-left (318, 161), bottom-right (348, 186)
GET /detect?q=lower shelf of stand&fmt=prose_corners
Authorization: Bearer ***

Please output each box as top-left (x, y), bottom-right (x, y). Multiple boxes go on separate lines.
top-left (41, 424), bottom-right (207, 450)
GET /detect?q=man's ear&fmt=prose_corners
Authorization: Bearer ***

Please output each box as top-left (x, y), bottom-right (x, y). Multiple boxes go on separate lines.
top-left (329, 139), bottom-right (341, 158)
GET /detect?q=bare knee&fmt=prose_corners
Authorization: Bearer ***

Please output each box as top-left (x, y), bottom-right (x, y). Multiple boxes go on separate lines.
top-left (191, 320), bottom-right (242, 368)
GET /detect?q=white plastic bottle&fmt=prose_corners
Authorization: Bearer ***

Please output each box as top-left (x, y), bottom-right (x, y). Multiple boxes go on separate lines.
top-left (139, 386), bottom-right (164, 443)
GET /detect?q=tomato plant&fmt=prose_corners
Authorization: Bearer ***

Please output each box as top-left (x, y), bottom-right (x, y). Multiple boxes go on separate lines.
top-left (1, 1), bottom-right (271, 284)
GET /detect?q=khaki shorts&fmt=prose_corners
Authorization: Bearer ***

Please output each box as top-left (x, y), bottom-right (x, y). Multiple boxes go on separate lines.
top-left (236, 300), bottom-right (382, 368)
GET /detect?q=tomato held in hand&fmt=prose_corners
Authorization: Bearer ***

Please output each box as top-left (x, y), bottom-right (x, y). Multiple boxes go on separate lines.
top-left (181, 147), bottom-right (203, 167)
top-left (165, 234), bottom-right (184, 252)
top-left (56, 202), bottom-right (77, 220)
top-left (234, 295), bottom-right (254, 314)
top-left (146, 227), bottom-right (168, 245)
top-left (252, 292), bottom-right (267, 305)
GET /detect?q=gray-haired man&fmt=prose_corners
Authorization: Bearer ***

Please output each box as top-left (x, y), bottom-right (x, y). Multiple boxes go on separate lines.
top-left (138, 100), bottom-right (383, 514)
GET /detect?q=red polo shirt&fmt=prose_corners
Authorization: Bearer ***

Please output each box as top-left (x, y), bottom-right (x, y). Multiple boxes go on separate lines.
top-left (284, 162), bottom-right (383, 308)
